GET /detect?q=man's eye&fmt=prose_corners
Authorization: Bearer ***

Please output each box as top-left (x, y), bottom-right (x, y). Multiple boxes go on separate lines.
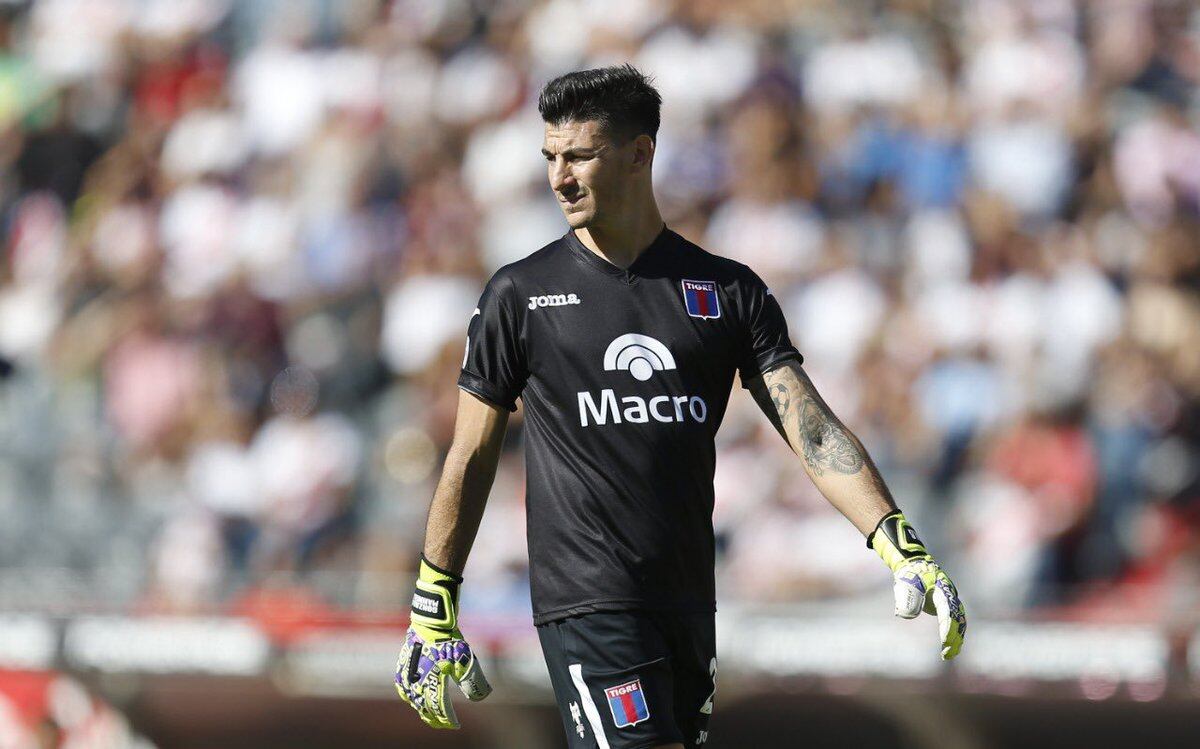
top-left (544, 153), bottom-right (591, 163)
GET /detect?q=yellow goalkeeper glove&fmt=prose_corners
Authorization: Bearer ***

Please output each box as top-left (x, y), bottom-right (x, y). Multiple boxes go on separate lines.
top-left (868, 510), bottom-right (967, 660)
top-left (395, 557), bottom-right (491, 728)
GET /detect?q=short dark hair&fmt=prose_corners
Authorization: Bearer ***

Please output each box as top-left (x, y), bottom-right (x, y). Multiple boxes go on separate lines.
top-left (538, 64), bottom-right (662, 144)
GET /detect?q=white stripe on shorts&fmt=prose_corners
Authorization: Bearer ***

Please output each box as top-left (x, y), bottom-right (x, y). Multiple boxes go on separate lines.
top-left (569, 663), bottom-right (611, 749)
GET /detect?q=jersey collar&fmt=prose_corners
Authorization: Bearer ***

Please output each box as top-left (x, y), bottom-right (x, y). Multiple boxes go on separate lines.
top-left (564, 225), bottom-right (671, 284)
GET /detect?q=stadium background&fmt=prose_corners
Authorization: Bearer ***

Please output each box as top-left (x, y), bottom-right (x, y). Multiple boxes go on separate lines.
top-left (0, 0), bottom-right (1198, 746)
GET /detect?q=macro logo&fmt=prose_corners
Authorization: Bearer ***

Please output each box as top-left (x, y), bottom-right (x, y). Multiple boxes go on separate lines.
top-left (603, 333), bottom-right (676, 381)
top-left (578, 333), bottom-right (707, 427)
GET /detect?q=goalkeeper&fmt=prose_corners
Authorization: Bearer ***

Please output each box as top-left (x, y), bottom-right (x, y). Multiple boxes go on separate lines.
top-left (395, 64), bottom-right (965, 748)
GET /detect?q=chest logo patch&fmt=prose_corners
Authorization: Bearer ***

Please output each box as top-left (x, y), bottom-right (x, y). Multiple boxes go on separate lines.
top-left (605, 679), bottom-right (651, 728)
top-left (603, 333), bottom-right (676, 382)
top-left (682, 279), bottom-right (720, 319)
top-left (581, 334), bottom-right (705, 426)
top-left (528, 293), bottom-right (581, 310)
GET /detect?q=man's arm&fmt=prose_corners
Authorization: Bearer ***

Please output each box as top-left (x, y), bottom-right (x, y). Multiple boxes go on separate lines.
top-left (746, 360), bottom-right (893, 535)
top-left (746, 359), bottom-right (966, 660)
top-left (423, 389), bottom-right (510, 573)
top-left (396, 388), bottom-right (507, 728)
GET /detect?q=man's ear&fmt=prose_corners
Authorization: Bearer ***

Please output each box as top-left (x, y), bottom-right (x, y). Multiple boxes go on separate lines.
top-left (631, 134), bottom-right (655, 171)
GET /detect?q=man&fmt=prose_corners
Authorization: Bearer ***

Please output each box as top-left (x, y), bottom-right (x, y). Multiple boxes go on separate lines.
top-left (395, 64), bottom-right (966, 748)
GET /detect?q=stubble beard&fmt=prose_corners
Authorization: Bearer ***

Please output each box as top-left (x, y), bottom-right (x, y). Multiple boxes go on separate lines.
top-left (562, 200), bottom-right (596, 229)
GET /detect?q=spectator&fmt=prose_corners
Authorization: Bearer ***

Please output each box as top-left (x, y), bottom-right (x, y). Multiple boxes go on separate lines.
top-left (0, 0), bottom-right (1196, 625)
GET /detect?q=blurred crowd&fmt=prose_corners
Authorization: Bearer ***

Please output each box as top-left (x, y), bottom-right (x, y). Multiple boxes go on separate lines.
top-left (0, 0), bottom-right (1198, 623)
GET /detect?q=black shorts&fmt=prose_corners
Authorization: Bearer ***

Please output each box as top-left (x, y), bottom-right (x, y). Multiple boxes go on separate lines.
top-left (537, 610), bottom-right (716, 748)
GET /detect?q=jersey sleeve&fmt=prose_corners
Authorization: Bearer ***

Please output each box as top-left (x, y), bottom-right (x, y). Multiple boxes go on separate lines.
top-left (736, 269), bottom-right (802, 385)
top-left (457, 273), bottom-right (528, 411)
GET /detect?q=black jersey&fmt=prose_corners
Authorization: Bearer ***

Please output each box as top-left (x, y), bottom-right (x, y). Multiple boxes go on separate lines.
top-left (459, 227), bottom-right (801, 625)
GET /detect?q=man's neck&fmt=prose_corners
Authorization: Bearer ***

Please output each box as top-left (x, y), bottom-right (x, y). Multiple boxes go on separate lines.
top-left (574, 206), bottom-right (665, 270)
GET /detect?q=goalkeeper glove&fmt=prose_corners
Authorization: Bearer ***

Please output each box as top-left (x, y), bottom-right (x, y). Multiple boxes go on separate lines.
top-left (868, 510), bottom-right (967, 660)
top-left (395, 556), bottom-right (492, 729)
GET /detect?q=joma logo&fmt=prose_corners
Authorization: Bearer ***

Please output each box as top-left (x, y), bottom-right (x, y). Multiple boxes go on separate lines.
top-left (528, 293), bottom-right (581, 309)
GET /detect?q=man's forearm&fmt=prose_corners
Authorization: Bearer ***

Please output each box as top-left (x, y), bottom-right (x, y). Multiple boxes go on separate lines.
top-left (755, 364), bottom-right (896, 535)
top-left (422, 449), bottom-right (499, 573)
top-left (421, 390), bottom-right (510, 574)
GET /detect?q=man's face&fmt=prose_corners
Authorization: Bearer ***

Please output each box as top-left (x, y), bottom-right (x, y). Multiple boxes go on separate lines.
top-left (542, 119), bottom-right (632, 229)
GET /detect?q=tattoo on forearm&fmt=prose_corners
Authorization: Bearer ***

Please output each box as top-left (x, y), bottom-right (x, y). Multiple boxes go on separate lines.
top-left (769, 383), bottom-right (790, 416)
top-left (767, 375), bottom-right (865, 476)
top-left (797, 397), bottom-right (864, 475)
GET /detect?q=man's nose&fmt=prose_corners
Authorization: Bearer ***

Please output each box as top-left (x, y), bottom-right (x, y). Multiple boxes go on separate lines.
top-left (550, 159), bottom-right (575, 192)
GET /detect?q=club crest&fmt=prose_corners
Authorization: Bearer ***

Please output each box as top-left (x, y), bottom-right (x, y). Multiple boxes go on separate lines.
top-left (682, 279), bottom-right (720, 319)
top-left (604, 678), bottom-right (650, 728)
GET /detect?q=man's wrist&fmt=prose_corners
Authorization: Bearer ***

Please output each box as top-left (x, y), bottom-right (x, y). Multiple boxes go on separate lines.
top-left (867, 510), bottom-right (932, 572)
top-left (411, 556), bottom-right (463, 632)
top-left (420, 554), bottom-right (464, 583)
top-left (864, 510), bottom-right (901, 549)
